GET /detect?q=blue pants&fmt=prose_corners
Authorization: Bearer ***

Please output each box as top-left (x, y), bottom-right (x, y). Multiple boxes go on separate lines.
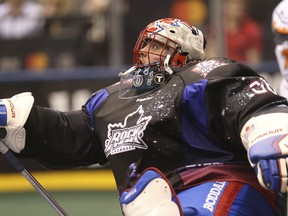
top-left (177, 181), bottom-right (275, 216)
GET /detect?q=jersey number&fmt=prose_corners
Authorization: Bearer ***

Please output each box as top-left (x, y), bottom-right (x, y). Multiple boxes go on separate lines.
top-left (249, 79), bottom-right (277, 95)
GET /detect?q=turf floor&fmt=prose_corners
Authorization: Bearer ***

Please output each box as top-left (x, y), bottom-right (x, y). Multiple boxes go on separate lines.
top-left (0, 191), bottom-right (122, 216)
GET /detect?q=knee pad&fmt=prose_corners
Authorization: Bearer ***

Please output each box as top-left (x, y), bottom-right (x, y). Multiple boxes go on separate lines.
top-left (120, 168), bottom-right (183, 216)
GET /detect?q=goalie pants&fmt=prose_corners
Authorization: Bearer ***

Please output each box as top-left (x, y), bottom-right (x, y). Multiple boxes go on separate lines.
top-left (178, 181), bottom-right (275, 216)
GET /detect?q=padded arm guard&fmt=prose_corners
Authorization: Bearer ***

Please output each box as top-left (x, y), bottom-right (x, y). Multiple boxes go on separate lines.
top-left (240, 113), bottom-right (288, 192)
top-left (0, 92), bottom-right (34, 153)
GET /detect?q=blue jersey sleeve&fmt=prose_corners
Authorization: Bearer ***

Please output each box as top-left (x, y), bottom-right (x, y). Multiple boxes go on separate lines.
top-left (85, 89), bottom-right (109, 126)
top-left (181, 79), bottom-right (231, 164)
top-left (182, 79), bottom-right (209, 134)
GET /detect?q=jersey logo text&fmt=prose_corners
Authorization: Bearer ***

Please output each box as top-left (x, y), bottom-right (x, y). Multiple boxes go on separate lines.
top-left (105, 105), bottom-right (152, 156)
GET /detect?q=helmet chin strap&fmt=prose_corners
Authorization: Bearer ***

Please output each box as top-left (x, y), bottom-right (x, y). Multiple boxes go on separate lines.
top-left (164, 54), bottom-right (174, 75)
top-left (119, 66), bottom-right (137, 77)
top-left (121, 54), bottom-right (174, 77)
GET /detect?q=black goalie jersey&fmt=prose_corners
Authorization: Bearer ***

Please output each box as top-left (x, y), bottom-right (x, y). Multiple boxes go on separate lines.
top-left (83, 57), bottom-right (286, 193)
top-left (23, 57), bottom-right (287, 201)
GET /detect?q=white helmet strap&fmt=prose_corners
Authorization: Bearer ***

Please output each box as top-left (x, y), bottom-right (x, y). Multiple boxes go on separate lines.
top-left (164, 54), bottom-right (173, 75)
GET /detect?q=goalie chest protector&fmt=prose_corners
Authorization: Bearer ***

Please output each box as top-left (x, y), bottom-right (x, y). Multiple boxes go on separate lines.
top-left (88, 57), bottom-right (282, 193)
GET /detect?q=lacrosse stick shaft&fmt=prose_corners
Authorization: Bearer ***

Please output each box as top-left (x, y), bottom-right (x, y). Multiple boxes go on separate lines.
top-left (3, 150), bottom-right (69, 216)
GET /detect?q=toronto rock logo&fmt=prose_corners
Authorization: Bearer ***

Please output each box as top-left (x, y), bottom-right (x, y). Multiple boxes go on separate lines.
top-left (191, 59), bottom-right (228, 77)
top-left (104, 105), bottom-right (152, 157)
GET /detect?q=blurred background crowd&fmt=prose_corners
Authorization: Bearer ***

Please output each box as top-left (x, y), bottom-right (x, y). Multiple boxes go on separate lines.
top-left (0, 0), bottom-right (283, 122)
top-left (0, 0), bottom-right (280, 71)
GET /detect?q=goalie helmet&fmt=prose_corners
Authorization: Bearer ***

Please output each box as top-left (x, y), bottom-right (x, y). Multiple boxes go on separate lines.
top-left (119, 18), bottom-right (206, 98)
top-left (133, 18), bottom-right (206, 73)
top-left (272, 0), bottom-right (288, 91)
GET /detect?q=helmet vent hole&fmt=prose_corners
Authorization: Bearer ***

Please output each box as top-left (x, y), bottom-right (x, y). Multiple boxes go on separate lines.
top-left (191, 29), bottom-right (197, 35)
top-left (170, 30), bottom-right (176, 34)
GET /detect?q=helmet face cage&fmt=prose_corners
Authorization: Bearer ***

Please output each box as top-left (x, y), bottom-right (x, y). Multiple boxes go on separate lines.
top-left (132, 18), bottom-right (205, 69)
top-left (133, 30), bottom-right (177, 67)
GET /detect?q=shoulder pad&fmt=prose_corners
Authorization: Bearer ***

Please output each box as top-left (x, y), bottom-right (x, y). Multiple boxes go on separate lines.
top-left (183, 57), bottom-right (258, 79)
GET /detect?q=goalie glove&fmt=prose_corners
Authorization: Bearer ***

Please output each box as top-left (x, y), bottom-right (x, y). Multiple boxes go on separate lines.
top-left (240, 113), bottom-right (288, 193)
top-left (0, 92), bottom-right (34, 154)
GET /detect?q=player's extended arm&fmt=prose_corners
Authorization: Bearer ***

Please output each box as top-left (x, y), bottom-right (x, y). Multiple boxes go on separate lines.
top-left (240, 112), bottom-right (288, 192)
top-left (0, 92), bottom-right (34, 153)
top-left (0, 92), bottom-right (107, 169)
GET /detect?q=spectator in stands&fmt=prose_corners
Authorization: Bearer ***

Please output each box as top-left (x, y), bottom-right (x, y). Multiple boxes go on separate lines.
top-left (78, 0), bottom-right (111, 65)
top-left (206, 0), bottom-right (263, 64)
top-left (80, 0), bottom-right (110, 44)
top-left (0, 0), bottom-right (44, 39)
top-left (224, 0), bottom-right (263, 63)
top-left (170, 0), bottom-right (208, 28)
top-left (40, 0), bottom-right (82, 18)
top-left (80, 0), bottom-right (110, 16)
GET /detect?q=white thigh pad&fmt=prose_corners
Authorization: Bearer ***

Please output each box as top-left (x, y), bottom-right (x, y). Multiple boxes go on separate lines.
top-left (120, 169), bottom-right (182, 216)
